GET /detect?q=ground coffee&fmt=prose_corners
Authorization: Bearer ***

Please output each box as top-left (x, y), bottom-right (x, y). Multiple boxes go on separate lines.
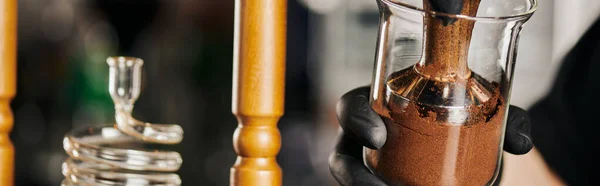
top-left (366, 70), bottom-right (506, 185)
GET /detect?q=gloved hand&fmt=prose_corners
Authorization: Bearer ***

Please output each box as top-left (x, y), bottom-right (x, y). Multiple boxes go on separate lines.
top-left (329, 86), bottom-right (533, 186)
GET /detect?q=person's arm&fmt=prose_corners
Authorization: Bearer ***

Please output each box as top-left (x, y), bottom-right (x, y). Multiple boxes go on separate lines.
top-left (500, 148), bottom-right (566, 186)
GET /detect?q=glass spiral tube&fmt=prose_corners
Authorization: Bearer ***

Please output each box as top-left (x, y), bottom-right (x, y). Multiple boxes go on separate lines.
top-left (62, 57), bottom-right (184, 185)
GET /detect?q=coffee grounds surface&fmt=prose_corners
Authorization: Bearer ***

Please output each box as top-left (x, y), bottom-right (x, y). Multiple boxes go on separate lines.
top-left (366, 78), bottom-right (505, 185)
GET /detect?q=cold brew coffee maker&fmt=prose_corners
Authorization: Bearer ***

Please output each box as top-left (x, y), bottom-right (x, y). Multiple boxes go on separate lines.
top-left (365, 0), bottom-right (537, 185)
top-left (62, 57), bottom-right (183, 185)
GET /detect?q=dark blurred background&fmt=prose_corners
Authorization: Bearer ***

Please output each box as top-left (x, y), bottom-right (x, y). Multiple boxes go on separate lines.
top-left (9, 0), bottom-right (588, 185)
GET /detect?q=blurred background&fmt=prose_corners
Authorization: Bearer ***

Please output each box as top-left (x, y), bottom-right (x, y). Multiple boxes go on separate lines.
top-left (8, 0), bottom-right (599, 185)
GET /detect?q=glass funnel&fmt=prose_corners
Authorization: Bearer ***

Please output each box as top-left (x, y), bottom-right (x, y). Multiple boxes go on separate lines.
top-left (364, 0), bottom-right (537, 185)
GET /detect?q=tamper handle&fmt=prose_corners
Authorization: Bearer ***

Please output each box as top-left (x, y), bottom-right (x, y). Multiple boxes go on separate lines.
top-left (428, 0), bottom-right (465, 25)
top-left (415, 0), bottom-right (481, 81)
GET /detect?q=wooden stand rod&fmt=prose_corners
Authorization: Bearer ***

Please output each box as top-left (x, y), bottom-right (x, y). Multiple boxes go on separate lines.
top-left (0, 0), bottom-right (17, 185)
top-left (230, 0), bottom-right (286, 185)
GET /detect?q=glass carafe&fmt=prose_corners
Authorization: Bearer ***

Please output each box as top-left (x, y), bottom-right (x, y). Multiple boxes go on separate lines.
top-left (365, 0), bottom-right (537, 185)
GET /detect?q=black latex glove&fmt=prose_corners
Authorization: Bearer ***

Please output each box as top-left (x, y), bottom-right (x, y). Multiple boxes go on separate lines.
top-left (329, 86), bottom-right (533, 186)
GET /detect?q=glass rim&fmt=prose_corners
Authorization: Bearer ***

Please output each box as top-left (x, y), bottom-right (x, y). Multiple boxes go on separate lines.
top-left (380, 0), bottom-right (538, 22)
top-left (107, 56), bottom-right (144, 67)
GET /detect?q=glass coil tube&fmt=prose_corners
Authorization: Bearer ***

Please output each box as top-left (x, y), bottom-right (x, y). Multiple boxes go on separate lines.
top-left (62, 57), bottom-right (184, 185)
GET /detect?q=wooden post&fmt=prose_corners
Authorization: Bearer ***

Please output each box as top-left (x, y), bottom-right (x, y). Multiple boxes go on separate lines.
top-left (0, 0), bottom-right (17, 185)
top-left (230, 0), bottom-right (286, 185)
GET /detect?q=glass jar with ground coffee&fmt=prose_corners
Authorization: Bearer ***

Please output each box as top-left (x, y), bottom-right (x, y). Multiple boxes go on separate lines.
top-left (365, 0), bottom-right (537, 185)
